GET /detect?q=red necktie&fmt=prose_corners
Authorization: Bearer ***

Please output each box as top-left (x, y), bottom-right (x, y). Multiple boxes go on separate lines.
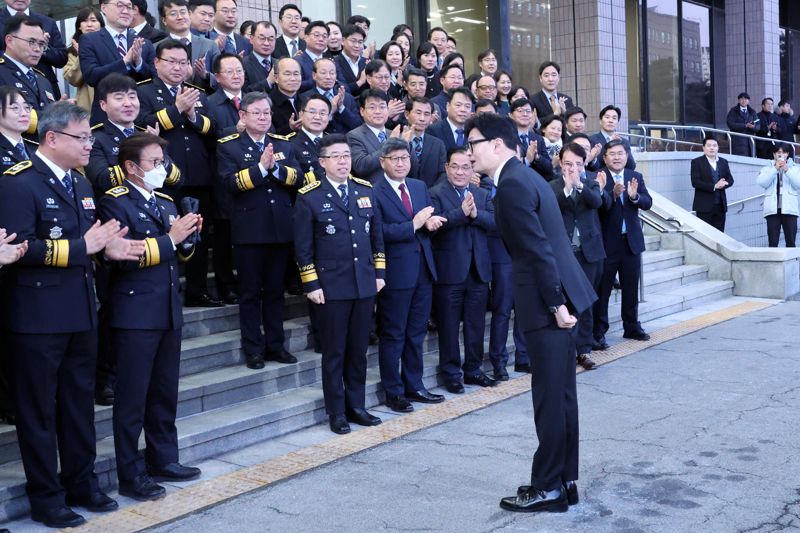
top-left (398, 183), bottom-right (413, 218)
top-left (232, 96), bottom-right (240, 110)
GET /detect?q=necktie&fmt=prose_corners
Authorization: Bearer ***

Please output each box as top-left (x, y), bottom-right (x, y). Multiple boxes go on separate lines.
top-left (455, 128), bottom-right (465, 146)
top-left (169, 85), bottom-right (179, 98)
top-left (255, 141), bottom-right (264, 152)
top-left (313, 137), bottom-right (321, 147)
top-left (224, 35), bottom-right (235, 53)
top-left (116, 33), bottom-right (127, 58)
top-left (232, 96), bottom-right (240, 110)
top-left (489, 184), bottom-right (496, 200)
top-left (147, 194), bottom-right (158, 213)
top-left (377, 130), bottom-right (387, 143)
top-left (288, 97), bottom-right (297, 116)
top-left (398, 183), bottom-right (413, 217)
top-left (262, 57), bottom-right (271, 75)
top-left (520, 133), bottom-right (529, 151)
top-left (122, 127), bottom-right (135, 138)
top-left (338, 183), bottom-right (348, 207)
top-left (456, 187), bottom-right (466, 200)
top-left (550, 94), bottom-right (559, 113)
top-left (62, 172), bottom-right (74, 197)
top-left (615, 175), bottom-right (627, 234)
top-left (15, 140), bottom-right (27, 159)
top-left (326, 90), bottom-right (334, 101)
top-left (290, 39), bottom-right (297, 56)
top-left (180, 37), bottom-right (190, 46)
top-left (412, 136), bottom-right (423, 158)
top-left (25, 69), bottom-right (37, 91)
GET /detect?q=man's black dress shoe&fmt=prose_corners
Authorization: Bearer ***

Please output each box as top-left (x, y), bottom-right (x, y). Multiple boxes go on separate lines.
top-left (518, 481), bottom-right (579, 506)
top-left (95, 383), bottom-right (115, 406)
top-left (493, 367), bottom-right (509, 381)
top-left (500, 486), bottom-right (568, 513)
top-left (246, 354), bottom-right (265, 370)
top-left (623, 330), bottom-right (651, 341)
top-left (31, 506), bottom-right (86, 528)
top-left (464, 373), bottom-right (497, 387)
top-left (592, 337), bottom-right (609, 350)
top-left (185, 293), bottom-right (224, 308)
top-left (119, 474), bottom-right (166, 501)
top-left (385, 395), bottom-right (414, 413)
top-left (66, 490), bottom-right (119, 512)
top-left (405, 390), bottom-right (445, 404)
top-left (148, 462), bottom-right (202, 481)
top-left (445, 381), bottom-right (465, 394)
top-left (346, 408), bottom-right (382, 426)
top-left (514, 363), bottom-right (532, 374)
top-left (264, 349), bottom-right (298, 364)
top-left (576, 353), bottom-right (596, 370)
top-left (329, 414), bottom-right (351, 434)
top-left (221, 290), bottom-right (239, 305)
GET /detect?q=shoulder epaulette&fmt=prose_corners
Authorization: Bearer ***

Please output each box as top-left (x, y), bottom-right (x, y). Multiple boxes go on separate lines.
top-left (218, 133), bottom-right (240, 144)
top-left (154, 191), bottom-right (174, 202)
top-left (31, 67), bottom-right (45, 77)
top-left (105, 186), bottom-right (129, 197)
top-left (267, 132), bottom-right (295, 141)
top-left (350, 176), bottom-right (372, 188)
top-left (0, 57), bottom-right (4, 64)
top-left (91, 123), bottom-right (104, 131)
top-left (184, 81), bottom-right (206, 93)
top-left (135, 125), bottom-right (147, 131)
top-left (299, 181), bottom-right (321, 194)
top-left (3, 160), bottom-right (32, 175)
top-left (73, 168), bottom-right (85, 177)
top-left (23, 138), bottom-right (38, 146)
top-left (136, 78), bottom-right (152, 85)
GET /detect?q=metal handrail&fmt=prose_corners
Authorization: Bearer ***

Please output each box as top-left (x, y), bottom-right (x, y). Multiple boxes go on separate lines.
top-left (623, 131), bottom-right (703, 152)
top-left (727, 193), bottom-right (765, 214)
top-left (632, 123), bottom-right (800, 158)
top-left (637, 212), bottom-right (695, 303)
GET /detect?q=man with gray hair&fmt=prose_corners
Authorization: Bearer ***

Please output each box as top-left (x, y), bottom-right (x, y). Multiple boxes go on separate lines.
top-left (372, 137), bottom-right (446, 413)
top-left (0, 101), bottom-right (145, 528)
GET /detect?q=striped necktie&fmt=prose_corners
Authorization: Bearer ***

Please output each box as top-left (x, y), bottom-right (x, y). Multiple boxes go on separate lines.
top-left (116, 33), bottom-right (127, 58)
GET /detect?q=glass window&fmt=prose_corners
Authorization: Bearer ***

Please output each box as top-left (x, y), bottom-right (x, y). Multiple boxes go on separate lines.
top-left (348, 2), bottom-right (404, 52)
top-left (508, 0), bottom-right (551, 91)
top-left (682, 1), bottom-right (712, 124)
top-left (646, 0), bottom-right (679, 122)
top-left (429, 0), bottom-right (489, 74)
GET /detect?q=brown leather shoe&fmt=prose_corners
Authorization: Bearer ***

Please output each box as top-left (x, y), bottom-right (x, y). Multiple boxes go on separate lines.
top-left (576, 353), bottom-right (596, 370)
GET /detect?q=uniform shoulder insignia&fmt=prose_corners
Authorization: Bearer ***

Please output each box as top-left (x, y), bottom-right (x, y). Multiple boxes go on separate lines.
top-left (218, 133), bottom-right (240, 144)
top-left (32, 67), bottom-right (45, 77)
top-left (299, 181), bottom-right (321, 194)
top-left (184, 81), bottom-right (206, 93)
top-left (91, 123), bottom-right (104, 131)
top-left (23, 138), bottom-right (39, 146)
top-left (73, 168), bottom-right (85, 177)
top-left (0, 57), bottom-right (4, 64)
top-left (3, 160), bottom-right (32, 175)
top-left (267, 132), bottom-right (295, 141)
top-left (154, 191), bottom-right (174, 202)
top-left (134, 125), bottom-right (147, 131)
top-left (350, 176), bottom-right (372, 188)
top-left (105, 186), bottom-right (129, 197)
top-left (136, 78), bottom-right (153, 85)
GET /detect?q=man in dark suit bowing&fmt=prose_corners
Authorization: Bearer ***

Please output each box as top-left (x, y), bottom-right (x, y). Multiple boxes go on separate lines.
top-left (691, 136), bottom-right (734, 232)
top-left (373, 138), bottom-right (446, 413)
top-left (404, 96), bottom-right (447, 187)
top-left (593, 140), bottom-right (653, 350)
top-left (430, 147), bottom-right (496, 391)
top-left (466, 112), bottom-right (596, 514)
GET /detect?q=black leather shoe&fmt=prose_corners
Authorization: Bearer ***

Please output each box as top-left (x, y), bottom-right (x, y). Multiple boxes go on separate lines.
top-left (493, 367), bottom-right (510, 381)
top-left (346, 408), bottom-right (382, 426)
top-left (264, 349), bottom-right (298, 364)
top-left (148, 462), bottom-right (201, 481)
top-left (592, 337), bottom-right (609, 351)
top-left (66, 490), bottom-right (118, 512)
top-left (514, 363), bottom-right (532, 374)
top-left (221, 290), bottom-right (239, 305)
top-left (464, 373), bottom-right (498, 387)
top-left (95, 383), bottom-right (115, 406)
top-left (500, 486), bottom-right (568, 513)
top-left (31, 506), bottom-right (86, 528)
top-left (623, 331), bottom-right (651, 341)
top-left (405, 390), bottom-right (445, 404)
top-left (246, 354), bottom-right (265, 369)
top-left (385, 395), bottom-right (414, 413)
top-left (185, 293), bottom-right (224, 307)
top-left (329, 414), bottom-right (351, 434)
top-left (517, 481), bottom-right (578, 506)
top-left (119, 474), bottom-right (166, 501)
top-left (576, 353), bottom-right (596, 370)
top-left (445, 381), bottom-right (464, 394)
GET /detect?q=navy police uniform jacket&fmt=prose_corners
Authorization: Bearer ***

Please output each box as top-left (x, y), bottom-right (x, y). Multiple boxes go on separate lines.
top-left (0, 156), bottom-right (98, 333)
top-left (216, 132), bottom-right (301, 244)
top-left (98, 185), bottom-right (194, 330)
top-left (293, 173), bottom-right (386, 300)
top-left (0, 55), bottom-right (55, 136)
top-left (136, 78), bottom-right (214, 187)
top-left (0, 135), bottom-right (37, 173)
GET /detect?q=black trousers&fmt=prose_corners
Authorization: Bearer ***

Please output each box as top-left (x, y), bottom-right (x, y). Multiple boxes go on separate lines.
top-left (235, 242), bottom-right (290, 356)
top-left (10, 330), bottom-right (99, 511)
top-left (112, 328), bottom-right (181, 481)
top-left (316, 297), bottom-right (374, 415)
top-left (574, 251), bottom-right (603, 356)
top-left (0, 329), bottom-right (13, 418)
top-left (766, 213), bottom-right (798, 247)
top-left (697, 205), bottom-right (727, 232)
top-left (525, 325), bottom-right (579, 490)
top-left (94, 262), bottom-right (115, 390)
top-left (178, 186), bottom-right (212, 298)
top-left (212, 218), bottom-right (237, 293)
top-left (594, 237), bottom-right (642, 338)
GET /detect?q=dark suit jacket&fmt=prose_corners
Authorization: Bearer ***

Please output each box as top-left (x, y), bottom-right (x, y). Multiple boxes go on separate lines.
top-left (136, 23), bottom-right (168, 43)
top-left (409, 133), bottom-right (447, 188)
top-left (589, 131), bottom-right (636, 170)
top-left (346, 124), bottom-right (419, 183)
top-left (334, 53), bottom-right (366, 95)
top-left (493, 157), bottom-right (596, 332)
top-left (429, 182), bottom-right (494, 284)
top-left (296, 50), bottom-right (318, 93)
top-left (242, 52), bottom-right (273, 93)
top-left (518, 129), bottom-right (554, 180)
top-left (690, 156), bottom-right (734, 213)
top-left (273, 33), bottom-right (306, 59)
top-left (268, 86), bottom-right (301, 135)
top-left (425, 118), bottom-right (466, 151)
top-left (598, 167), bottom-right (653, 257)
top-left (725, 105), bottom-right (759, 156)
top-left (530, 89), bottom-right (574, 122)
top-left (0, 9), bottom-right (67, 100)
top-left (549, 173), bottom-right (608, 264)
top-left (300, 86), bottom-right (362, 134)
top-left (209, 29), bottom-right (252, 55)
top-left (373, 176), bottom-right (437, 289)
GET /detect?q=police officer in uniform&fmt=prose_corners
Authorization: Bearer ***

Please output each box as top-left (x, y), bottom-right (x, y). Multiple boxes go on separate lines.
top-left (217, 91), bottom-right (301, 369)
top-left (98, 133), bottom-right (202, 501)
top-left (294, 134), bottom-right (385, 434)
top-left (0, 86), bottom-right (37, 174)
top-left (0, 102), bottom-right (144, 528)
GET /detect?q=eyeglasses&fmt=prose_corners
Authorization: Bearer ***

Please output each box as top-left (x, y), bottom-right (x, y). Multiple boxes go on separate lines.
top-left (447, 163), bottom-right (473, 173)
top-left (219, 69), bottom-right (244, 76)
top-left (253, 35), bottom-right (276, 43)
top-left (53, 130), bottom-right (95, 146)
top-left (308, 32), bottom-right (328, 39)
top-left (158, 57), bottom-right (190, 67)
top-left (303, 109), bottom-right (329, 117)
top-left (346, 38), bottom-right (364, 46)
top-left (245, 110), bottom-right (272, 117)
top-left (369, 75), bottom-right (391, 81)
top-left (281, 14), bottom-right (302, 22)
top-left (561, 161), bottom-right (585, 169)
top-left (107, 1), bottom-right (133, 10)
top-left (7, 103), bottom-right (32, 114)
top-left (139, 158), bottom-right (166, 168)
top-left (165, 9), bottom-right (188, 17)
top-left (382, 155), bottom-right (410, 164)
top-left (513, 108), bottom-right (533, 115)
top-left (365, 104), bottom-right (388, 112)
top-left (9, 35), bottom-right (49, 52)
top-left (467, 138), bottom-right (492, 151)
top-left (319, 153), bottom-right (351, 161)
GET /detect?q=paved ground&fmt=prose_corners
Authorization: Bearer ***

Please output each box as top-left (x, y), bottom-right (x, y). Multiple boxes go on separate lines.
top-left (137, 301), bottom-right (800, 533)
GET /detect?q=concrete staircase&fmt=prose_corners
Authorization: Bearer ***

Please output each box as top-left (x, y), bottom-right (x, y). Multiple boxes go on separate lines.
top-left (0, 232), bottom-right (735, 522)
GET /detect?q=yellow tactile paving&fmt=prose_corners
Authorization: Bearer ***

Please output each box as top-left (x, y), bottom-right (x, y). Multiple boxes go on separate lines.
top-left (67, 299), bottom-right (773, 533)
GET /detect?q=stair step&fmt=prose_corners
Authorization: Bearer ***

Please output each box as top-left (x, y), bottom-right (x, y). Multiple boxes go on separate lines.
top-left (644, 234), bottom-right (661, 251)
top-left (641, 249), bottom-right (684, 272)
top-left (180, 295), bottom-right (308, 340)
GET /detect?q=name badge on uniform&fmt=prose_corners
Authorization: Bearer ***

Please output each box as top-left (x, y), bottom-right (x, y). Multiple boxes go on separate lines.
top-left (45, 197), bottom-right (59, 209)
top-left (82, 197), bottom-right (95, 210)
top-left (49, 225), bottom-right (62, 239)
top-left (138, 212), bottom-right (148, 220)
top-left (325, 224), bottom-right (336, 235)
top-left (321, 202), bottom-right (333, 212)
top-left (274, 152), bottom-right (285, 161)
top-left (357, 197), bottom-right (372, 209)
top-left (112, 146), bottom-right (119, 154)
top-left (15, 82), bottom-right (23, 89)
top-left (2, 156), bottom-right (10, 164)
top-left (45, 91), bottom-right (54, 101)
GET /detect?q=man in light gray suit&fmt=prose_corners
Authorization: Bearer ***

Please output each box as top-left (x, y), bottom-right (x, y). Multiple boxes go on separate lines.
top-left (159, 0), bottom-right (220, 90)
top-left (347, 88), bottom-right (418, 182)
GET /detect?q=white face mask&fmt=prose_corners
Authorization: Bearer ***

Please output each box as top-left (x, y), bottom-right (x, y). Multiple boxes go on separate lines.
top-left (136, 164), bottom-right (168, 190)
